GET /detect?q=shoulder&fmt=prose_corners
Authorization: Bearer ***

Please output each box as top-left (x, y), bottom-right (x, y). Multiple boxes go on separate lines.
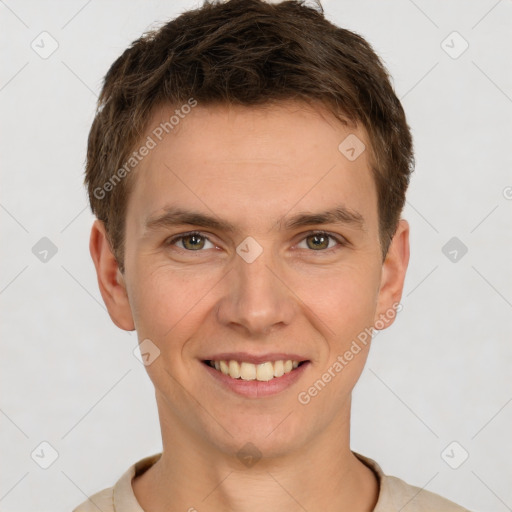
top-left (353, 452), bottom-right (471, 512)
top-left (71, 453), bottom-right (161, 512)
top-left (72, 487), bottom-right (114, 512)
top-left (381, 474), bottom-right (471, 511)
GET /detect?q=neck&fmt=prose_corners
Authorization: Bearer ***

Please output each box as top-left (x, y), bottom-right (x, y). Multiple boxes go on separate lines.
top-left (133, 396), bottom-right (379, 512)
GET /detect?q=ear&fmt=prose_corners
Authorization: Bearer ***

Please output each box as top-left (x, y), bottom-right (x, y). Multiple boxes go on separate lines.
top-left (373, 219), bottom-right (410, 329)
top-left (89, 219), bottom-right (135, 331)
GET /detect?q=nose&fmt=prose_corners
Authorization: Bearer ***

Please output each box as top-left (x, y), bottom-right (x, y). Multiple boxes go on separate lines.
top-left (215, 243), bottom-right (296, 337)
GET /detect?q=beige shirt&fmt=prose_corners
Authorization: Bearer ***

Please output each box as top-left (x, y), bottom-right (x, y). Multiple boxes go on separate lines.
top-left (73, 452), bottom-right (471, 511)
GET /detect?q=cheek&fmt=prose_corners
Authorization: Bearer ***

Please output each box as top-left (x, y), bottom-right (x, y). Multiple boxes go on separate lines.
top-left (295, 263), bottom-right (380, 339)
top-left (128, 266), bottom-right (202, 340)
top-left (303, 270), bottom-right (379, 398)
top-left (128, 246), bottom-right (382, 354)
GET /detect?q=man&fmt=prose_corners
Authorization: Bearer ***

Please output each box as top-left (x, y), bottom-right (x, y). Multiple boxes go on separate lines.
top-left (75, 0), bottom-right (471, 510)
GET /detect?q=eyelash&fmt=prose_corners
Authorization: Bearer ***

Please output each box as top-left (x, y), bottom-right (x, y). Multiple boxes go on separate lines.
top-left (165, 230), bottom-right (346, 254)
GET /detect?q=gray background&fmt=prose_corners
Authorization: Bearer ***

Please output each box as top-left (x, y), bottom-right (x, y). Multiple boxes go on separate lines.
top-left (1, 1), bottom-right (511, 511)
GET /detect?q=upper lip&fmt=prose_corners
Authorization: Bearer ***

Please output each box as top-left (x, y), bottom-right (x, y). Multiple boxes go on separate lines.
top-left (203, 353), bottom-right (309, 364)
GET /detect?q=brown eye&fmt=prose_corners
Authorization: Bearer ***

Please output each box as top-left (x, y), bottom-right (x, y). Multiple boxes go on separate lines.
top-left (297, 232), bottom-right (343, 252)
top-left (181, 234), bottom-right (206, 250)
top-left (167, 232), bottom-right (215, 251)
top-left (306, 233), bottom-right (330, 250)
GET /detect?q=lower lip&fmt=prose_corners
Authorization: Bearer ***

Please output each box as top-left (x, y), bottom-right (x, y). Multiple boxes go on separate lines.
top-left (202, 361), bottom-right (311, 398)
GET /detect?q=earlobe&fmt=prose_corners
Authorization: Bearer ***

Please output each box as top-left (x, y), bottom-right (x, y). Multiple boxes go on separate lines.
top-left (373, 219), bottom-right (410, 328)
top-left (89, 219), bottom-right (135, 331)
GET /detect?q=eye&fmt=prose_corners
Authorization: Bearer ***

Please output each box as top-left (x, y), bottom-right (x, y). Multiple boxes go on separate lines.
top-left (296, 231), bottom-right (344, 252)
top-left (166, 232), bottom-right (216, 251)
top-left (165, 230), bottom-right (346, 254)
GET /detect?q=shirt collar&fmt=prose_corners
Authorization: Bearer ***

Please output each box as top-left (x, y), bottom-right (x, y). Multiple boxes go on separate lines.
top-left (113, 451), bottom-right (388, 511)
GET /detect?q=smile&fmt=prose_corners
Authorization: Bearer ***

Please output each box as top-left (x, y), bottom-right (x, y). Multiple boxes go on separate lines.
top-left (205, 359), bottom-right (305, 381)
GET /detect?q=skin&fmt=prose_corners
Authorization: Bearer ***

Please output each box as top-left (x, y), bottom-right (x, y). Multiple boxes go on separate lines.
top-left (90, 100), bottom-right (409, 512)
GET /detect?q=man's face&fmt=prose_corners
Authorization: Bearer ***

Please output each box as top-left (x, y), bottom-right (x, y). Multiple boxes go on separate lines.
top-left (98, 101), bottom-right (408, 460)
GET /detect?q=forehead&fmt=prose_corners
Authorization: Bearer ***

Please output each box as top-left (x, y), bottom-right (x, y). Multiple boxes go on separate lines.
top-left (125, 101), bottom-right (378, 236)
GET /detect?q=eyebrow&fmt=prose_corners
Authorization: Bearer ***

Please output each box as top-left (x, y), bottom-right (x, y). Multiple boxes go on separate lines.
top-left (143, 204), bottom-right (365, 236)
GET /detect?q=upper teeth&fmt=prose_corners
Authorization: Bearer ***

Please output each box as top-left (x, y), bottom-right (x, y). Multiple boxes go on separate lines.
top-left (209, 360), bottom-right (300, 381)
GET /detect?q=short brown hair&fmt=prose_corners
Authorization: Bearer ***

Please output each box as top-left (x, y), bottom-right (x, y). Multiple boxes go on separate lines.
top-left (85, 0), bottom-right (414, 273)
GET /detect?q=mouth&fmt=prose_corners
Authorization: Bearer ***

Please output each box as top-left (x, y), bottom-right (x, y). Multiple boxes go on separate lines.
top-left (202, 359), bottom-right (309, 382)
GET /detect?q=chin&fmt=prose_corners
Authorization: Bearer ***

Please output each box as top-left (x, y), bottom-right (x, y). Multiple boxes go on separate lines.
top-left (204, 415), bottom-right (310, 464)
